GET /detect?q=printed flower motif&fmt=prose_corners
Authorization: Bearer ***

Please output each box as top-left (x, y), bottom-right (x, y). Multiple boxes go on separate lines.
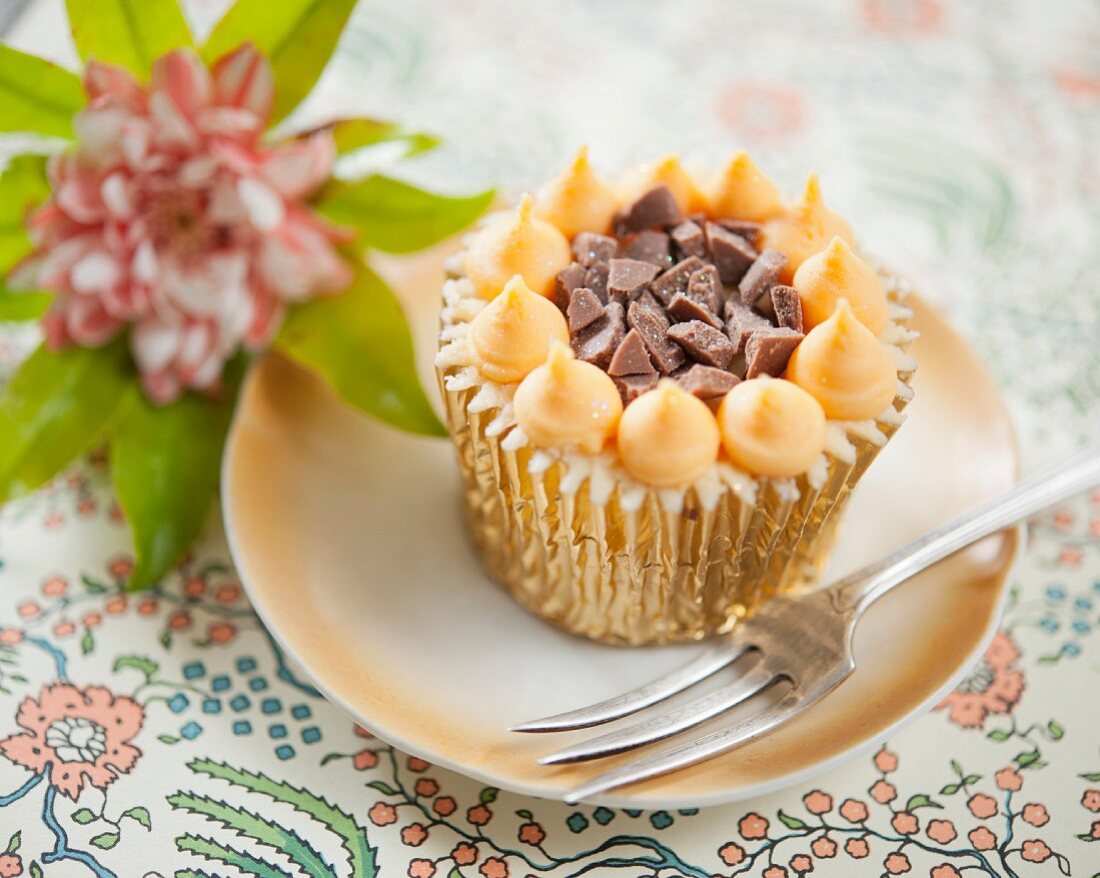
top-left (451, 842), bottom-right (478, 866)
top-left (9, 46), bottom-right (351, 403)
top-left (891, 811), bottom-right (918, 834)
top-left (352, 748), bottom-right (377, 770)
top-left (995, 766), bottom-right (1023, 791)
top-left (1020, 839), bottom-right (1051, 863)
top-left (0, 854), bottom-right (22, 877)
top-left (844, 838), bottom-right (869, 858)
top-left (367, 802), bottom-right (396, 826)
top-left (0, 683), bottom-right (143, 799)
top-left (401, 823), bottom-right (428, 846)
top-left (479, 857), bottom-right (508, 878)
top-left (407, 756), bottom-right (430, 772)
top-left (718, 842), bottom-right (745, 865)
top-left (433, 796), bottom-right (456, 816)
top-left (884, 852), bottom-right (911, 874)
top-left (763, 868), bottom-right (788, 878)
top-left (414, 778), bottom-right (439, 797)
top-left (926, 819), bottom-right (957, 843)
top-left (1021, 803), bottom-right (1049, 826)
top-left (407, 859), bottom-right (435, 878)
top-left (739, 812), bottom-right (769, 839)
top-left (937, 632), bottom-right (1025, 729)
top-left (518, 822), bottom-right (545, 845)
top-left (803, 790), bottom-right (832, 814)
top-left (873, 747), bottom-right (898, 773)
top-left (839, 798), bottom-right (868, 822)
top-left (467, 804), bottom-right (492, 826)
top-left (788, 854), bottom-right (813, 874)
top-left (931, 866), bottom-right (960, 878)
top-left (870, 779), bottom-right (897, 804)
top-left (0, 629), bottom-right (22, 646)
top-left (1083, 789), bottom-right (1100, 812)
top-left (967, 793), bottom-right (997, 819)
top-left (810, 836), bottom-right (837, 858)
top-left (860, 0), bottom-right (943, 33)
top-left (968, 827), bottom-right (996, 850)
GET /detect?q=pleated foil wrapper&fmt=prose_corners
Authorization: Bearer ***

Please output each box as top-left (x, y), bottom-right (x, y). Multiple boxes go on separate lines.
top-left (436, 263), bottom-right (917, 645)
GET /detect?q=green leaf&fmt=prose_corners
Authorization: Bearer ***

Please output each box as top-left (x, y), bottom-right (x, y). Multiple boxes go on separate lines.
top-left (110, 370), bottom-right (240, 591)
top-left (0, 155), bottom-right (49, 272)
top-left (81, 574), bottom-right (109, 594)
top-left (175, 835), bottom-right (288, 878)
top-left (0, 341), bottom-right (133, 504)
top-left (962, 774), bottom-right (981, 785)
top-left (949, 759), bottom-right (963, 777)
top-left (939, 783), bottom-right (960, 795)
top-left (276, 263), bottom-right (444, 436)
top-left (112, 654), bottom-right (159, 680)
top-left (367, 781), bottom-right (396, 794)
top-left (122, 806), bottom-right (151, 830)
top-left (447, 870), bottom-right (463, 878)
top-left (65, 0), bottom-right (192, 78)
top-left (327, 118), bottom-right (439, 160)
top-left (318, 175), bottom-right (493, 254)
top-left (986, 728), bottom-right (1012, 741)
top-left (479, 787), bottom-right (498, 804)
top-left (80, 628), bottom-right (95, 655)
top-left (0, 45), bottom-right (83, 138)
top-left (1079, 772), bottom-right (1100, 782)
top-left (904, 794), bottom-right (943, 811)
top-left (1077, 833), bottom-right (1099, 842)
top-left (1014, 749), bottom-right (1042, 769)
top-left (90, 831), bottom-right (119, 850)
top-left (1047, 720), bottom-right (1064, 740)
top-left (158, 734), bottom-right (180, 744)
top-left (71, 808), bottom-right (97, 825)
top-left (0, 288), bottom-right (50, 322)
top-left (516, 809), bottom-right (533, 820)
top-left (776, 810), bottom-right (807, 831)
top-left (29, 863), bottom-right (42, 878)
top-left (201, 0), bottom-right (358, 124)
top-left (5, 831), bottom-right (19, 854)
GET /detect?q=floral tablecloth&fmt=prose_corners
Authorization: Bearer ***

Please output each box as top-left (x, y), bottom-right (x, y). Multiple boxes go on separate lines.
top-left (1, 0), bottom-right (1099, 876)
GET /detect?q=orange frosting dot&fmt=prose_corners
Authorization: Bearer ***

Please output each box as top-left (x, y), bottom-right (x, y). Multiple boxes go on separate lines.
top-left (760, 174), bottom-right (855, 282)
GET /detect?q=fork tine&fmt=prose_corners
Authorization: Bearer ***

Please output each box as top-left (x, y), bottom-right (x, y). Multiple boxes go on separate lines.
top-left (539, 664), bottom-right (777, 764)
top-left (562, 691), bottom-right (801, 804)
top-left (510, 643), bottom-right (749, 733)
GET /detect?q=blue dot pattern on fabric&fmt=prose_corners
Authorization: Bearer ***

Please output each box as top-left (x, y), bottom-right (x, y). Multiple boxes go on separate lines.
top-left (566, 813), bottom-right (589, 833)
top-left (182, 661), bottom-right (205, 680)
top-left (232, 720), bottom-right (251, 735)
top-left (291, 704), bottom-right (311, 720)
top-left (248, 677), bottom-right (268, 692)
top-left (236, 657), bottom-right (257, 673)
top-left (269, 724), bottom-right (287, 739)
top-left (202, 698), bottom-right (221, 714)
top-left (275, 745), bottom-right (295, 760)
top-left (301, 726), bottom-right (321, 744)
top-left (593, 807), bottom-right (614, 825)
top-left (230, 695), bottom-right (250, 712)
top-left (180, 722), bottom-right (202, 740)
top-left (167, 693), bottom-right (190, 713)
top-left (261, 698), bottom-right (282, 715)
top-left (650, 811), bottom-right (674, 829)
top-left (211, 675), bottom-right (231, 692)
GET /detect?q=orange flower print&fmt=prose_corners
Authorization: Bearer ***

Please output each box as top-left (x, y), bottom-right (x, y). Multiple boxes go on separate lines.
top-left (452, 842), bottom-right (478, 866)
top-left (839, 798), bottom-right (868, 822)
top-left (1082, 789), bottom-right (1100, 811)
top-left (995, 766), bottom-right (1022, 791)
top-left (860, 0), bottom-right (943, 34)
top-left (207, 622), bottom-right (236, 644)
top-left (402, 823), bottom-right (428, 846)
top-left (41, 576), bottom-right (68, 597)
top-left (137, 599), bottom-right (158, 616)
top-left (931, 866), bottom-right (960, 878)
top-left (0, 683), bottom-right (143, 799)
top-left (53, 621), bottom-right (76, 638)
top-left (968, 827), bottom-right (996, 850)
top-left (433, 796), bottom-right (456, 817)
top-left (1021, 839), bottom-right (1051, 863)
top-left (367, 802), bottom-right (397, 826)
top-left (884, 852), bottom-right (911, 874)
top-left (719, 842), bottom-right (745, 865)
top-left (108, 556), bottom-right (133, 580)
top-left (105, 596), bottom-right (127, 614)
top-left (926, 819), bottom-right (957, 843)
top-left (811, 836), bottom-right (837, 858)
top-left (81, 613), bottom-right (101, 629)
top-left (467, 804), bottom-right (492, 826)
top-left (168, 611), bottom-right (192, 630)
top-left (870, 779), bottom-right (897, 804)
top-left (873, 747), bottom-right (898, 773)
top-left (845, 838), bottom-right (869, 858)
top-left (479, 857), bottom-right (508, 878)
top-left (0, 853), bottom-right (22, 877)
top-left (414, 778), bottom-right (439, 797)
top-left (407, 859), bottom-right (435, 878)
top-left (764, 867), bottom-right (788, 878)
top-left (407, 757), bottom-right (430, 772)
top-left (739, 812), bottom-right (769, 839)
top-left (967, 793), bottom-right (997, 819)
top-left (352, 749), bottom-right (378, 770)
top-left (1021, 803), bottom-right (1049, 826)
top-left (891, 811), bottom-right (918, 834)
top-left (716, 83), bottom-right (805, 143)
top-left (0, 629), bottom-right (22, 646)
top-left (518, 822), bottom-right (545, 846)
top-left (937, 632), bottom-right (1025, 729)
top-left (789, 853), bottom-right (813, 874)
top-left (803, 790), bottom-right (832, 814)
top-left (17, 602), bottom-right (40, 619)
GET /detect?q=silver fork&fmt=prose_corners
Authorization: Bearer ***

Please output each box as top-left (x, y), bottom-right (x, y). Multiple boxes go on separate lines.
top-left (513, 443), bottom-right (1100, 803)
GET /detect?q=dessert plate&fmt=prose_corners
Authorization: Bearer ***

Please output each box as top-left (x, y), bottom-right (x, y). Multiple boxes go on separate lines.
top-left (222, 249), bottom-right (1020, 808)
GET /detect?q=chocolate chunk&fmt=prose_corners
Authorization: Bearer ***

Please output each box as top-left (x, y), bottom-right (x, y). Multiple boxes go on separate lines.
top-left (584, 262), bottom-right (610, 304)
top-left (686, 265), bottom-right (721, 313)
top-left (623, 230), bottom-right (672, 267)
top-left (651, 256), bottom-right (707, 306)
top-left (668, 293), bottom-right (722, 330)
top-left (608, 328), bottom-right (656, 376)
top-left (572, 302), bottom-right (625, 368)
top-left (739, 249), bottom-right (787, 306)
top-left (614, 373), bottom-right (659, 405)
top-left (706, 222), bottom-right (758, 285)
top-left (770, 284), bottom-right (803, 333)
top-left (607, 258), bottom-right (659, 306)
top-left (744, 327), bottom-right (804, 378)
top-left (627, 297), bottom-right (686, 373)
top-left (567, 287), bottom-right (604, 333)
top-left (717, 219), bottom-right (762, 247)
top-left (676, 364), bottom-right (740, 400)
top-left (572, 232), bottom-right (618, 267)
top-left (553, 262), bottom-right (586, 312)
top-left (724, 298), bottom-right (773, 354)
top-left (614, 185), bottom-right (683, 235)
top-left (669, 221), bottom-right (707, 260)
top-left (667, 320), bottom-right (736, 370)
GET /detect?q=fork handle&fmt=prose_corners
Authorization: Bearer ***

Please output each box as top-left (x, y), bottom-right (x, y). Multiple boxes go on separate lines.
top-left (833, 442), bottom-right (1100, 615)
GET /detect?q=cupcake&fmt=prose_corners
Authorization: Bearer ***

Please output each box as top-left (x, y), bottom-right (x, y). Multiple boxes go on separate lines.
top-left (435, 148), bottom-right (917, 645)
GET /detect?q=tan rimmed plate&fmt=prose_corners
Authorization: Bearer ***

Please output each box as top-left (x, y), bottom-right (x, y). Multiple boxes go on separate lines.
top-left (222, 250), bottom-right (1020, 808)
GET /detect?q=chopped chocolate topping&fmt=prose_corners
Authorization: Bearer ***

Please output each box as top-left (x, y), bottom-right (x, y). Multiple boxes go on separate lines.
top-left (607, 258), bottom-right (659, 306)
top-left (669, 221), bottom-right (707, 260)
top-left (724, 298), bottom-right (773, 354)
top-left (553, 262), bottom-right (587, 312)
top-left (770, 284), bottom-right (803, 333)
top-left (572, 232), bottom-right (618, 267)
top-left (627, 296), bottom-right (686, 373)
top-left (567, 287), bottom-right (605, 333)
top-left (705, 222), bottom-right (758, 285)
top-left (623, 230), bottom-right (672, 267)
top-left (651, 256), bottom-right (707, 305)
top-left (614, 185), bottom-right (683, 235)
top-left (614, 373), bottom-right (659, 405)
top-left (667, 320), bottom-right (736, 370)
top-left (744, 327), bottom-right (804, 378)
top-left (584, 262), bottom-right (610, 304)
top-left (686, 265), bottom-right (721, 313)
top-left (608, 328), bottom-right (656, 376)
top-left (717, 219), bottom-right (762, 247)
top-left (668, 293), bottom-right (722, 330)
top-left (739, 248), bottom-right (787, 306)
top-left (676, 363), bottom-right (740, 400)
top-left (572, 301), bottom-right (626, 368)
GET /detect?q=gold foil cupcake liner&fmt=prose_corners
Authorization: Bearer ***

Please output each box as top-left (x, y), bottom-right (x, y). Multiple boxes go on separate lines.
top-left (438, 370), bottom-right (914, 645)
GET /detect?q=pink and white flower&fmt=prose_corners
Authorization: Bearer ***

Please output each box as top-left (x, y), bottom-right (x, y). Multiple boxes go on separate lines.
top-left (10, 46), bottom-right (352, 403)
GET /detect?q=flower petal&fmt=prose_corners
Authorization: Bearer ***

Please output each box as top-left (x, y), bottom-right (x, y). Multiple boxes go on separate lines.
top-left (82, 60), bottom-right (143, 103)
top-left (261, 132), bottom-right (336, 200)
top-left (237, 178), bottom-right (285, 231)
top-left (150, 49), bottom-right (212, 121)
top-left (211, 43), bottom-right (274, 123)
